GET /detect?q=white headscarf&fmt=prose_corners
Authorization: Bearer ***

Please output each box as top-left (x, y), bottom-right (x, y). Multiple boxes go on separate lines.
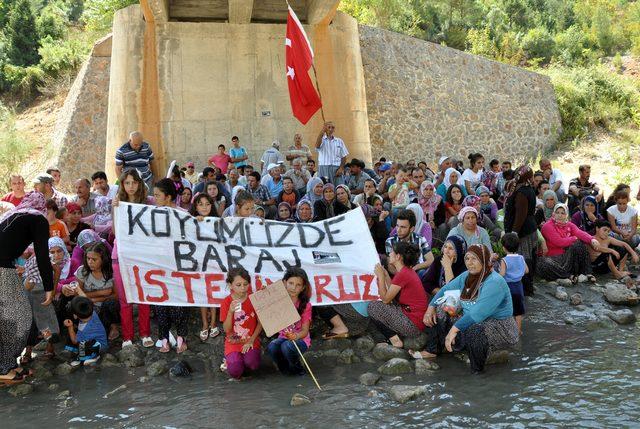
top-left (443, 167), bottom-right (462, 188)
top-left (406, 203), bottom-right (425, 232)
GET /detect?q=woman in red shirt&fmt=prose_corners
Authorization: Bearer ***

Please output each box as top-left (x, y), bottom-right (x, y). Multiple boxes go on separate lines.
top-left (369, 241), bottom-right (429, 348)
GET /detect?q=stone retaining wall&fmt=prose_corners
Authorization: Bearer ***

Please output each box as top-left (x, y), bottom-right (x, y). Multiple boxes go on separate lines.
top-left (359, 25), bottom-right (562, 165)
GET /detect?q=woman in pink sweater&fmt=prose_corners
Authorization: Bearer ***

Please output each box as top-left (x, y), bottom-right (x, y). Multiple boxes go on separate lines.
top-left (537, 203), bottom-right (599, 282)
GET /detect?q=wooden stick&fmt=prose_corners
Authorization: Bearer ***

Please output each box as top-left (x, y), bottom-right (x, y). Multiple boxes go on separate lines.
top-left (291, 339), bottom-right (322, 390)
top-left (311, 64), bottom-right (326, 123)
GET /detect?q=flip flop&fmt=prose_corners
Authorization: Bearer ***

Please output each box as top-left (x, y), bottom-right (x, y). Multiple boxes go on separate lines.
top-left (408, 350), bottom-right (423, 359)
top-left (199, 329), bottom-right (209, 342)
top-left (321, 331), bottom-right (349, 340)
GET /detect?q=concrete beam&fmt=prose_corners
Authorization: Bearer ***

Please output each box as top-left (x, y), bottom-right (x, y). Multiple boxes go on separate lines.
top-left (228, 0), bottom-right (254, 23)
top-left (307, 0), bottom-right (340, 25)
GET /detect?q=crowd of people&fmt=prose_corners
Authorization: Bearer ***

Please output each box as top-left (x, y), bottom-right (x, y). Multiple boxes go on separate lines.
top-left (1, 121), bottom-right (638, 385)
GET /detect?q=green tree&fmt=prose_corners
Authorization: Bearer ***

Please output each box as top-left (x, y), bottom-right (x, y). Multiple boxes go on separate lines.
top-left (0, 0), bottom-right (16, 27)
top-left (5, 0), bottom-right (40, 67)
top-left (36, 2), bottom-right (69, 40)
top-left (520, 26), bottom-right (555, 64)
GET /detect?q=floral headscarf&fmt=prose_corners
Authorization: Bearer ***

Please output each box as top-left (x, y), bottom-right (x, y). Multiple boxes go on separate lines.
top-left (77, 229), bottom-right (102, 249)
top-left (0, 191), bottom-right (47, 229)
top-left (93, 196), bottom-right (112, 226)
top-left (295, 200), bottom-right (314, 223)
top-left (461, 244), bottom-right (493, 301)
top-left (277, 202), bottom-right (294, 222)
top-left (418, 181), bottom-right (442, 221)
top-left (48, 236), bottom-right (71, 279)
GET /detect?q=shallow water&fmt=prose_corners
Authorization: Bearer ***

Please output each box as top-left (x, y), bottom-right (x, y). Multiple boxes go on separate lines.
top-left (2, 292), bottom-right (639, 428)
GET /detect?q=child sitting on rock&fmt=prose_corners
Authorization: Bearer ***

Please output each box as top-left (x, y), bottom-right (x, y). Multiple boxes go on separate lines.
top-left (64, 296), bottom-right (108, 367)
top-left (606, 190), bottom-right (640, 249)
top-left (499, 233), bottom-right (528, 334)
top-left (589, 220), bottom-right (639, 281)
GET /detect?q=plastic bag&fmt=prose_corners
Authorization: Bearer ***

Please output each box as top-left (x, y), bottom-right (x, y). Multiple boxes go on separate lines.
top-left (434, 290), bottom-right (461, 317)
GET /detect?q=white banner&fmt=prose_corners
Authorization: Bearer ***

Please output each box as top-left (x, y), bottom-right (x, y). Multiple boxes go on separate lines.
top-left (115, 203), bottom-right (380, 307)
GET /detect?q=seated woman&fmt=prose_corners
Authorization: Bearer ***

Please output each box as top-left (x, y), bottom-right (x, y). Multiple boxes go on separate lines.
top-left (476, 186), bottom-right (498, 222)
top-left (601, 183), bottom-right (630, 217)
top-left (418, 244), bottom-right (518, 373)
top-left (390, 203), bottom-right (433, 248)
top-left (460, 195), bottom-right (502, 241)
top-left (418, 181), bottom-right (445, 231)
top-left (368, 242), bottom-right (428, 348)
top-left (571, 196), bottom-right (603, 235)
top-left (436, 168), bottom-right (468, 200)
top-left (313, 183), bottom-right (336, 221)
top-left (335, 184), bottom-right (357, 215)
top-left (590, 219), bottom-right (639, 280)
top-left (534, 190), bottom-right (558, 228)
top-left (294, 200), bottom-right (314, 223)
top-left (421, 235), bottom-right (467, 297)
top-left (447, 207), bottom-right (493, 251)
top-left (537, 203), bottom-right (599, 282)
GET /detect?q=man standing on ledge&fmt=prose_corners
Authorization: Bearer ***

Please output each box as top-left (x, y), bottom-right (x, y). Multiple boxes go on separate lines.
top-left (315, 121), bottom-right (348, 185)
top-left (115, 131), bottom-right (155, 190)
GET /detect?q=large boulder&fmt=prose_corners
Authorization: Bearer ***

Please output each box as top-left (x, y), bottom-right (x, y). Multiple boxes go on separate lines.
top-left (354, 336), bottom-right (375, 355)
top-left (377, 358), bottom-right (412, 375)
top-left (372, 343), bottom-right (408, 361)
top-left (117, 345), bottom-right (145, 367)
top-left (147, 359), bottom-right (168, 377)
top-left (604, 285), bottom-right (639, 306)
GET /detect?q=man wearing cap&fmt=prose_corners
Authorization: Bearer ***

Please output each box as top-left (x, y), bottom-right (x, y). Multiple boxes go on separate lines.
top-left (184, 162), bottom-right (198, 184)
top-left (260, 141), bottom-right (285, 176)
top-left (286, 133), bottom-right (312, 166)
top-left (115, 131), bottom-right (155, 190)
top-left (261, 164), bottom-right (284, 200)
top-left (376, 163), bottom-right (394, 198)
top-left (33, 173), bottom-right (67, 208)
top-left (315, 121), bottom-right (348, 185)
top-left (347, 158), bottom-right (371, 195)
top-left (433, 156), bottom-right (453, 188)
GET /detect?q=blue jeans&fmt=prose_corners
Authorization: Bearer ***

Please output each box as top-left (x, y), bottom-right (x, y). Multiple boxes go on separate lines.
top-left (267, 338), bottom-right (308, 375)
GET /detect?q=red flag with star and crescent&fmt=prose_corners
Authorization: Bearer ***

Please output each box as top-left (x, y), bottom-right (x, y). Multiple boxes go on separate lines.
top-left (285, 5), bottom-right (322, 125)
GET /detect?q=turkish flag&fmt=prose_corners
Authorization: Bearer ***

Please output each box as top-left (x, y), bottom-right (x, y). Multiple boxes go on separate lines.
top-left (285, 5), bottom-right (322, 125)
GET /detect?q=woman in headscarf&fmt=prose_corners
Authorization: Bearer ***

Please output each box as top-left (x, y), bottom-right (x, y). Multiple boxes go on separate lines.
top-left (390, 203), bottom-right (433, 248)
top-left (420, 235), bottom-right (467, 297)
top-left (420, 245), bottom-right (518, 373)
top-left (64, 229), bottom-right (111, 293)
top-left (313, 183), bottom-right (336, 221)
top-left (335, 184), bottom-right (357, 215)
top-left (92, 196), bottom-right (113, 236)
top-left (0, 192), bottom-right (53, 384)
top-left (418, 181), bottom-right (445, 230)
top-left (534, 190), bottom-right (558, 227)
top-left (571, 196), bottom-right (603, 235)
top-left (538, 203), bottom-right (599, 282)
top-left (458, 195), bottom-right (502, 241)
top-left (436, 167), bottom-right (468, 200)
top-left (276, 202), bottom-right (295, 222)
top-left (504, 166), bottom-right (539, 296)
top-left (447, 206), bottom-right (493, 250)
top-left (361, 203), bottom-right (389, 255)
top-left (295, 200), bottom-right (314, 223)
top-left (301, 177), bottom-right (324, 206)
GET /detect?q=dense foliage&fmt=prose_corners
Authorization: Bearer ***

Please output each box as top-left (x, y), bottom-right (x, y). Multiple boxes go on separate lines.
top-left (0, 0), bottom-right (137, 100)
top-left (341, 0), bottom-right (640, 141)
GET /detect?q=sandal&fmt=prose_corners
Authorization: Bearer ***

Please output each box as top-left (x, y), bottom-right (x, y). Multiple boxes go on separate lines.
top-left (209, 327), bottom-right (220, 338)
top-left (176, 337), bottom-right (187, 354)
top-left (409, 349), bottom-right (437, 359)
top-left (199, 329), bottom-right (209, 342)
top-left (0, 371), bottom-right (25, 386)
top-left (569, 275), bottom-right (578, 284)
top-left (159, 339), bottom-right (170, 353)
top-left (586, 275), bottom-right (597, 283)
top-left (321, 331), bottom-right (350, 340)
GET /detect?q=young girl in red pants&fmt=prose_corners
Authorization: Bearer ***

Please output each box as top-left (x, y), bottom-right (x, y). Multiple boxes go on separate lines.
top-left (220, 267), bottom-right (262, 379)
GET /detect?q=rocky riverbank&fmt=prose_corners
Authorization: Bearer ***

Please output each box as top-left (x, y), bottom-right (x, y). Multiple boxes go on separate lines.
top-left (3, 275), bottom-right (638, 405)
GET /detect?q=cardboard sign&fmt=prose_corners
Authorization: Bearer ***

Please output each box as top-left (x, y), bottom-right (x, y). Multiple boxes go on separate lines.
top-left (249, 280), bottom-right (301, 337)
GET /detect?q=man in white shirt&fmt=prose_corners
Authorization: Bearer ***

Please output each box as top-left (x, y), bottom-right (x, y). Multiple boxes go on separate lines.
top-left (91, 171), bottom-right (119, 199)
top-left (315, 121), bottom-right (348, 185)
top-left (539, 159), bottom-right (566, 202)
top-left (260, 141), bottom-right (285, 176)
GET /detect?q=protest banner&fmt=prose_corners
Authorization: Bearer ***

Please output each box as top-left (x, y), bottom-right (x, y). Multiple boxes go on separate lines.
top-left (114, 203), bottom-right (380, 307)
top-left (249, 280), bottom-right (300, 337)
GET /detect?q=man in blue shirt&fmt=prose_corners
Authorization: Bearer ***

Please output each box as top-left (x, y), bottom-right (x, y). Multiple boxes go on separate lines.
top-left (115, 131), bottom-right (155, 189)
top-left (229, 136), bottom-right (249, 169)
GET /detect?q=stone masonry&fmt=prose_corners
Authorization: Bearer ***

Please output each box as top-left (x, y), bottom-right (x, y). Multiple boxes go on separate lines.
top-left (359, 25), bottom-right (562, 165)
top-left (53, 34), bottom-right (112, 182)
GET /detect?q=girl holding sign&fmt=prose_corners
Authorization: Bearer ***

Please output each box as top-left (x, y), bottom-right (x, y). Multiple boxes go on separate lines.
top-left (220, 268), bottom-right (262, 379)
top-left (267, 267), bottom-right (312, 375)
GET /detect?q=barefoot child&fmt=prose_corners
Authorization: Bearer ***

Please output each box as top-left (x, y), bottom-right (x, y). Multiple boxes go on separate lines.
top-left (64, 296), bottom-right (107, 366)
top-left (189, 194), bottom-right (220, 342)
top-left (267, 267), bottom-right (312, 375)
top-left (499, 233), bottom-right (528, 334)
top-left (590, 220), bottom-right (639, 280)
top-left (220, 268), bottom-right (262, 379)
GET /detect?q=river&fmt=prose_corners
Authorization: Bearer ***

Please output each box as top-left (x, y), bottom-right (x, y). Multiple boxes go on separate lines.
top-left (1, 289), bottom-right (639, 428)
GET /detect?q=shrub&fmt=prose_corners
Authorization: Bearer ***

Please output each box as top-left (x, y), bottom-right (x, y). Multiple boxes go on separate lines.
top-left (5, 0), bottom-right (40, 67)
top-left (520, 27), bottom-right (555, 64)
top-left (82, 0), bottom-right (139, 32)
top-left (38, 36), bottom-right (87, 77)
top-left (36, 3), bottom-right (69, 40)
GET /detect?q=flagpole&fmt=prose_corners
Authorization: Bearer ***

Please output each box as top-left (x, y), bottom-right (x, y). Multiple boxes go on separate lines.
top-left (311, 64), bottom-right (326, 123)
